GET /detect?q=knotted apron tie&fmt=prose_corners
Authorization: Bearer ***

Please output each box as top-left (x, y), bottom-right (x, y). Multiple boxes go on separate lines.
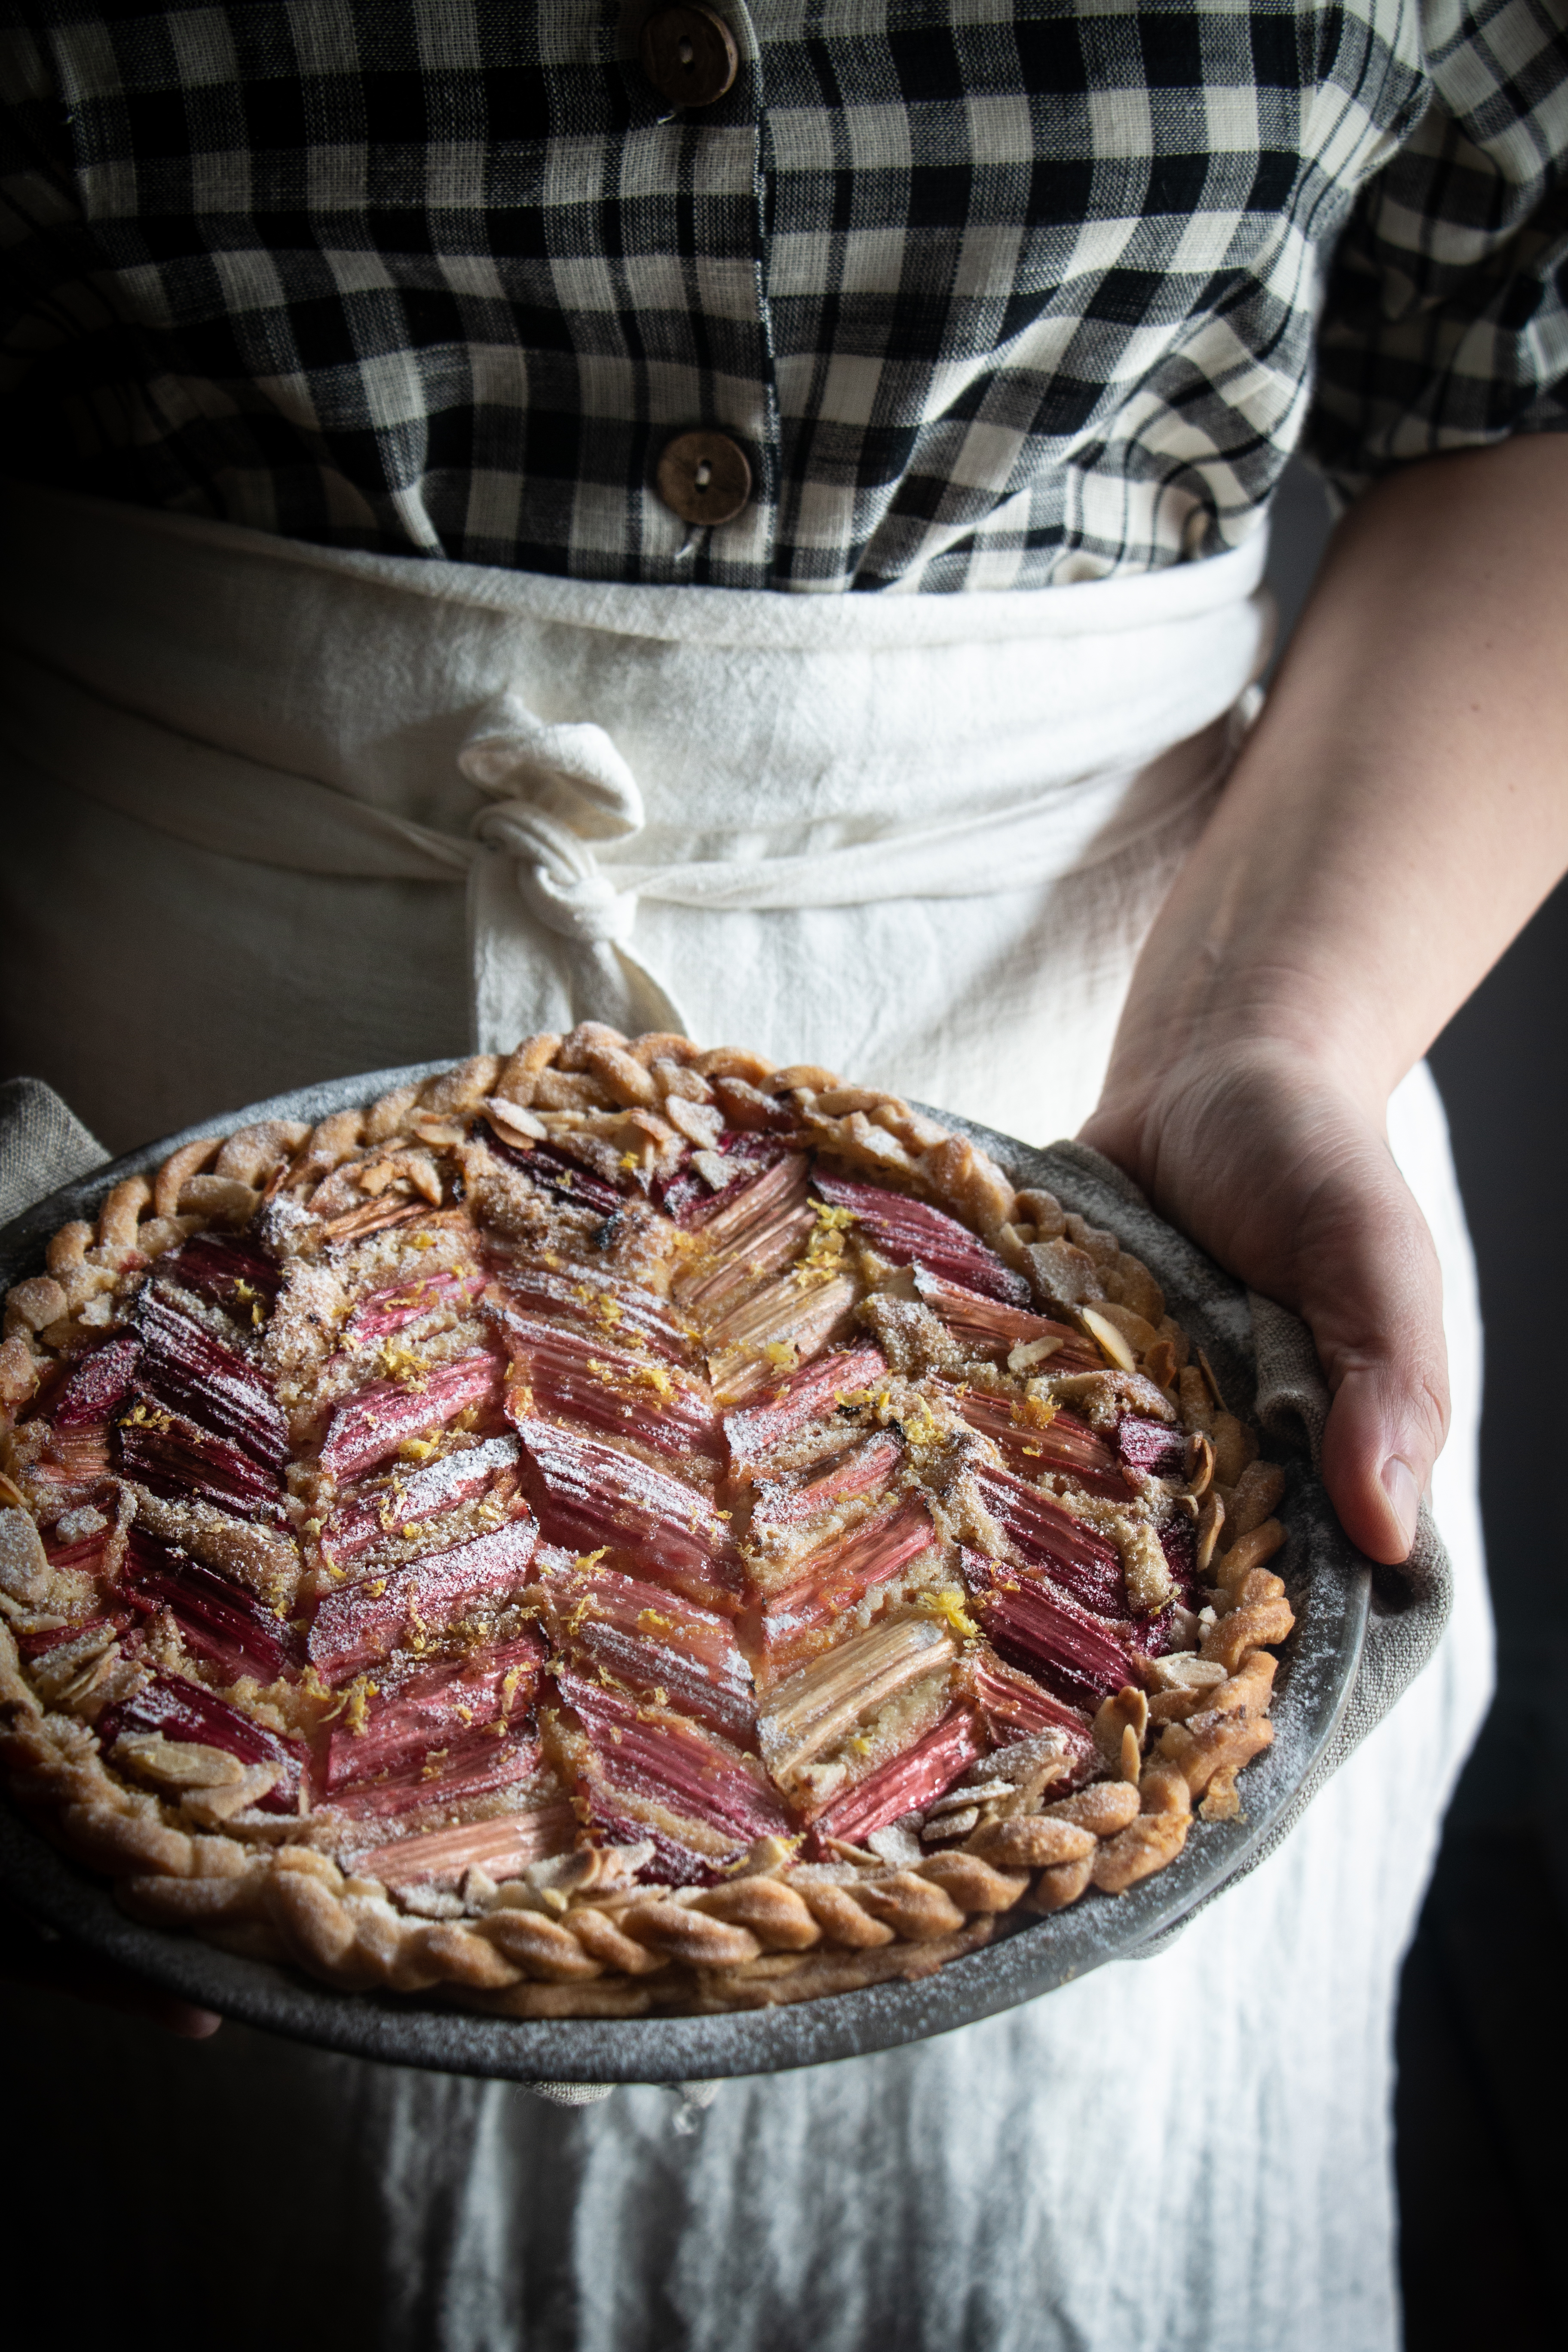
top-left (458, 694), bottom-right (687, 1038)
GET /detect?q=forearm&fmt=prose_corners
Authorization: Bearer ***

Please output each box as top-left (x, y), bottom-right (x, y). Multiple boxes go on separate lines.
top-left (1083, 435), bottom-right (1568, 1564)
top-left (1109, 435), bottom-right (1568, 1115)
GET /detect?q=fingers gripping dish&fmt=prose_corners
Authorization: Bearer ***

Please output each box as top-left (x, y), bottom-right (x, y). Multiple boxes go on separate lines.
top-left (0, 1032), bottom-right (1293, 2018)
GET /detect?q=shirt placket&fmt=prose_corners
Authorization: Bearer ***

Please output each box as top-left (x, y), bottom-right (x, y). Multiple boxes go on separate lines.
top-left (597, 0), bottom-right (780, 586)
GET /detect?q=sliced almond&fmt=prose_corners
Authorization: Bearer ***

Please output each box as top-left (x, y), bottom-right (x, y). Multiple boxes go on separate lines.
top-left (180, 1764), bottom-right (283, 1824)
top-left (1092, 1684), bottom-right (1150, 1775)
top-left (482, 1097), bottom-right (547, 1145)
top-left (114, 1732), bottom-right (250, 1789)
top-left (921, 1806), bottom-right (979, 1841)
top-left (662, 1093), bottom-right (725, 1149)
top-left (1079, 1306), bottom-right (1138, 1373)
top-left (1142, 1654), bottom-right (1228, 1694)
top-left (524, 1849), bottom-right (606, 1899)
top-left (724, 1834), bottom-right (802, 1880)
top-left (1087, 1301), bottom-right (1161, 1356)
top-left (926, 1779), bottom-right (1014, 1816)
top-left (1123, 1522), bottom-right (1177, 1616)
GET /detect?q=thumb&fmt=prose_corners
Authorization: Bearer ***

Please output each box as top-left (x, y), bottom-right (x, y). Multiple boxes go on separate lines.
top-left (1298, 1146), bottom-right (1450, 1567)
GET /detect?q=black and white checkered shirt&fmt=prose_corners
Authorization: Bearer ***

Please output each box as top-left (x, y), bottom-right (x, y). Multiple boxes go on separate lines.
top-left (1, 1), bottom-right (1564, 592)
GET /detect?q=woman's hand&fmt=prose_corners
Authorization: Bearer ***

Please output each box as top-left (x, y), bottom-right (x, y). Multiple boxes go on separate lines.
top-left (1081, 1038), bottom-right (1443, 1564)
top-left (1081, 435), bottom-right (1568, 1565)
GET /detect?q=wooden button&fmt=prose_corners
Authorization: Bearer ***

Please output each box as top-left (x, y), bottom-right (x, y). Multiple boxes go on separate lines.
top-left (655, 429), bottom-right (752, 527)
top-left (640, 4), bottom-right (738, 110)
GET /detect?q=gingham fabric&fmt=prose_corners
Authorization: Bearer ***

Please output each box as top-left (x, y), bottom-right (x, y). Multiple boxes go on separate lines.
top-left (0, 0), bottom-right (1564, 594)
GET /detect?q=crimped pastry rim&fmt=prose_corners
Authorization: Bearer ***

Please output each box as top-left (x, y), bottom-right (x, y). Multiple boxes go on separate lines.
top-left (0, 1066), bottom-right (1368, 2080)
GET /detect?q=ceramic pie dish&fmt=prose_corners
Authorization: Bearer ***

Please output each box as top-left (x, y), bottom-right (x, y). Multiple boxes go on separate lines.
top-left (0, 1039), bottom-right (1367, 2081)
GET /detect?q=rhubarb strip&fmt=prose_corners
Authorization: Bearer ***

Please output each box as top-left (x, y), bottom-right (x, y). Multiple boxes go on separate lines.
top-left (811, 1171), bottom-right (1030, 1307)
top-left (35, 1424), bottom-right (114, 1483)
top-left (121, 1528), bottom-right (299, 1683)
top-left (566, 1621), bottom-right (758, 1747)
top-left (115, 1396), bottom-right (285, 1521)
top-left (345, 1265), bottom-right (486, 1342)
top-left (499, 1311), bottom-right (721, 1459)
top-left (757, 1496), bottom-right (938, 1672)
top-left (41, 1529), bottom-right (118, 1577)
top-left (679, 1151), bottom-right (810, 1261)
top-left (321, 1433), bottom-right (520, 1564)
top-left (510, 1414), bottom-right (742, 1608)
top-left (318, 1350), bottom-right (503, 1481)
top-left (814, 1706), bottom-right (987, 1847)
top-left (913, 1268), bottom-right (1099, 1367)
top-left (351, 1801), bottom-right (578, 1890)
top-left (1159, 1512), bottom-right (1199, 1605)
top-left (568, 1806), bottom-right (719, 1887)
top-left (322, 1631), bottom-right (543, 1790)
top-left (674, 1200), bottom-right (817, 1318)
top-left (555, 1669), bottom-right (789, 1847)
top-left (490, 1263), bottom-right (691, 1363)
top-left (1118, 1414), bottom-right (1188, 1479)
top-left (959, 1551), bottom-right (1133, 1710)
top-left (749, 1431), bottom-right (902, 1535)
top-left (537, 1558), bottom-right (756, 1746)
top-left (655, 1132), bottom-right (788, 1226)
top-left (758, 1615), bottom-right (956, 1782)
top-left (484, 1132), bottom-right (626, 1217)
top-left (306, 1511), bottom-right (539, 1680)
top-left (960, 1643), bottom-right (1096, 1761)
top-left (723, 1344), bottom-right (888, 1472)
top-left (51, 1333), bottom-right (143, 1430)
top-left (705, 1269), bottom-right (861, 1406)
top-left (971, 1462), bottom-right (1125, 1615)
top-left (325, 1729), bottom-right (545, 1822)
top-left (134, 1286), bottom-right (288, 1470)
top-left (955, 1390), bottom-right (1130, 1500)
top-left (165, 1231), bottom-right (281, 1315)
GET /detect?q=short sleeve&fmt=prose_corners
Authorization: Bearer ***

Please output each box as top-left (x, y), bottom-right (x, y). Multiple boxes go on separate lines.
top-left (1307, 0), bottom-right (1568, 499)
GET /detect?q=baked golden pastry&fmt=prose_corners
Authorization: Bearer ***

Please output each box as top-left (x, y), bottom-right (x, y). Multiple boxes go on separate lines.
top-left (0, 1030), bottom-right (1293, 2018)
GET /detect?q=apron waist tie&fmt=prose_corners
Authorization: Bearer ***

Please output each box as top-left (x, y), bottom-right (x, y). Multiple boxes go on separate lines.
top-left (0, 639), bottom-right (1252, 1048)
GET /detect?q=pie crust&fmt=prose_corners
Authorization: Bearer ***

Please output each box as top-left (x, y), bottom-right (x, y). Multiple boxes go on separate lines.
top-left (0, 1029), bottom-right (1293, 2019)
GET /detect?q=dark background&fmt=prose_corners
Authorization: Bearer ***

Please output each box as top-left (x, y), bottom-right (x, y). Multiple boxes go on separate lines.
top-left (1268, 465), bottom-right (1568, 2352)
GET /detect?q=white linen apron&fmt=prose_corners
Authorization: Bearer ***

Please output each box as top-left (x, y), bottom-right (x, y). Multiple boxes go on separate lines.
top-left (2, 477), bottom-right (1271, 1149)
top-left (0, 481), bottom-right (1490, 2352)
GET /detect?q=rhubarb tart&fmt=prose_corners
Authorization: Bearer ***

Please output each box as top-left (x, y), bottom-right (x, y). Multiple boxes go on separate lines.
top-left (0, 1031), bottom-right (1294, 2019)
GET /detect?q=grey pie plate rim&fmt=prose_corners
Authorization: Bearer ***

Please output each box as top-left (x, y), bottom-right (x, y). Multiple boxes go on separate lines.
top-left (0, 1061), bottom-right (1369, 2083)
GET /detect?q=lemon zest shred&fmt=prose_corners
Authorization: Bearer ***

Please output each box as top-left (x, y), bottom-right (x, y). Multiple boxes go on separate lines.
top-left (918, 1587), bottom-right (980, 1643)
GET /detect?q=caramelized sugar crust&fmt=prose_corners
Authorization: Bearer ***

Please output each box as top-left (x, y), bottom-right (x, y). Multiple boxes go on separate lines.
top-left (0, 1032), bottom-right (1292, 2015)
